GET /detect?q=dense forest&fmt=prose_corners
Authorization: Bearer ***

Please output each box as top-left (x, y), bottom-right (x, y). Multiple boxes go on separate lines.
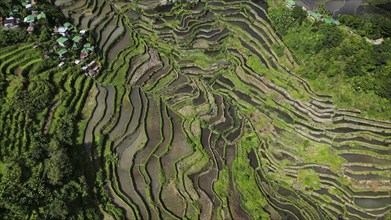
top-left (0, 0), bottom-right (104, 218)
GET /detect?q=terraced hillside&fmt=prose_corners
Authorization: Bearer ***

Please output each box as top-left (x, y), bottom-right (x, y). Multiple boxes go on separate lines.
top-left (0, 41), bottom-right (102, 218)
top-left (57, 0), bottom-right (391, 219)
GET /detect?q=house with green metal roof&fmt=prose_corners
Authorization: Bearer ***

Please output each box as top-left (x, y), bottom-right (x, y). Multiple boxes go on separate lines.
top-left (309, 12), bottom-right (322, 20)
top-left (72, 43), bottom-right (78, 50)
top-left (286, 0), bottom-right (296, 8)
top-left (37, 12), bottom-right (46, 20)
top-left (83, 43), bottom-right (91, 48)
top-left (80, 48), bottom-right (90, 59)
top-left (57, 49), bottom-right (68, 57)
top-left (23, 15), bottom-right (35, 23)
top-left (81, 48), bottom-right (90, 54)
top-left (83, 43), bottom-right (94, 52)
top-left (12, 5), bottom-right (21, 14)
top-left (324, 18), bottom-right (340, 25)
top-left (56, 37), bottom-right (70, 47)
top-left (72, 35), bottom-right (83, 44)
top-left (64, 22), bottom-right (74, 30)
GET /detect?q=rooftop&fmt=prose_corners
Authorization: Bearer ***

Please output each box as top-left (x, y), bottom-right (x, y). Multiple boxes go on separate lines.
top-left (72, 35), bottom-right (83, 43)
top-left (37, 12), bottom-right (46, 20)
top-left (23, 15), bottom-right (35, 23)
top-left (309, 12), bottom-right (322, 20)
top-left (324, 18), bottom-right (340, 25)
top-left (64, 22), bottom-right (73, 29)
top-left (83, 43), bottom-right (94, 51)
top-left (57, 49), bottom-right (68, 56)
top-left (81, 48), bottom-right (90, 54)
top-left (286, 0), bottom-right (296, 6)
top-left (58, 27), bottom-right (68, 33)
top-left (57, 37), bottom-right (69, 44)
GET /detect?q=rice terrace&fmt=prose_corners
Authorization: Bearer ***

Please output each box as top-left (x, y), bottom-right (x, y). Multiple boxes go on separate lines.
top-left (0, 0), bottom-right (390, 219)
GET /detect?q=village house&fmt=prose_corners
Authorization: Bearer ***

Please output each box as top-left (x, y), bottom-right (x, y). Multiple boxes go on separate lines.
top-left (25, 3), bottom-right (32, 10)
top-left (23, 15), bottom-right (35, 23)
top-left (80, 43), bottom-right (94, 59)
top-left (324, 17), bottom-right (340, 25)
top-left (57, 49), bottom-right (68, 59)
top-left (22, 1), bottom-right (33, 10)
top-left (9, 6), bottom-right (21, 17)
top-left (286, 0), bottom-right (296, 9)
top-left (72, 35), bottom-right (84, 49)
top-left (37, 12), bottom-right (46, 21)
top-left (58, 61), bottom-right (65, 67)
top-left (82, 61), bottom-right (100, 77)
top-left (64, 22), bottom-right (74, 31)
top-left (4, 17), bottom-right (16, 27)
top-left (366, 37), bottom-right (384, 45)
top-left (79, 29), bottom-right (87, 35)
top-left (57, 37), bottom-right (70, 47)
top-left (57, 26), bottom-right (68, 36)
top-left (308, 11), bottom-right (322, 21)
top-left (80, 49), bottom-right (90, 59)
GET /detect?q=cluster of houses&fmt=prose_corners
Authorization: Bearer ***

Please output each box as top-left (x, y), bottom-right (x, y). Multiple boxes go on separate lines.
top-left (54, 22), bottom-right (95, 60)
top-left (53, 22), bottom-right (100, 76)
top-left (1, 5), bottom-right (22, 28)
top-left (0, 1), bottom-right (100, 77)
top-left (0, 0), bottom-right (47, 32)
top-left (285, 0), bottom-right (340, 25)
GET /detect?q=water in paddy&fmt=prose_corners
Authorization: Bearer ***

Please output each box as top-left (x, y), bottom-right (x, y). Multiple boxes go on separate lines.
top-left (54, 0), bottom-right (73, 6)
top-left (297, 0), bottom-right (384, 17)
top-left (355, 197), bottom-right (391, 209)
top-left (154, 4), bottom-right (174, 13)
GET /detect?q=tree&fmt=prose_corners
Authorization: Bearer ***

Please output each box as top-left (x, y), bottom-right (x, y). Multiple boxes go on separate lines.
top-left (317, 3), bottom-right (332, 16)
top-left (39, 26), bottom-right (51, 42)
top-left (292, 6), bottom-right (307, 25)
top-left (269, 7), bottom-right (296, 36)
top-left (45, 140), bottom-right (71, 185)
top-left (12, 81), bottom-right (54, 115)
top-left (0, 29), bottom-right (29, 47)
top-left (318, 24), bottom-right (344, 48)
top-left (55, 113), bottom-right (76, 145)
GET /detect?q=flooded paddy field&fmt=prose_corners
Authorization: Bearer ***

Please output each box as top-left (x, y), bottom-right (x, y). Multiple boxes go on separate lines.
top-left (52, 0), bottom-right (391, 218)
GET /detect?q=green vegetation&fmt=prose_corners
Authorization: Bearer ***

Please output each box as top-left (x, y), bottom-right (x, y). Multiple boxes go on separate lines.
top-left (233, 133), bottom-right (269, 219)
top-left (1, 0), bottom-right (390, 219)
top-left (339, 14), bottom-right (391, 39)
top-left (0, 162), bottom-right (6, 176)
top-left (213, 165), bottom-right (229, 204)
top-left (0, 29), bottom-right (29, 47)
top-left (0, 64), bottom-right (99, 218)
top-left (246, 55), bottom-right (267, 75)
top-left (0, 1), bottom-right (104, 218)
top-left (297, 169), bottom-right (321, 190)
top-left (299, 141), bottom-right (345, 173)
top-left (269, 5), bottom-right (391, 119)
